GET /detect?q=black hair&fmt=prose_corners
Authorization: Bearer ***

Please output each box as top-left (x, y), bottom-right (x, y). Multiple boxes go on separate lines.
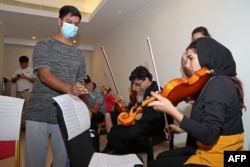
top-left (192, 26), bottom-right (211, 38)
top-left (59, 5), bottom-right (82, 21)
top-left (19, 55), bottom-right (29, 63)
top-left (129, 65), bottom-right (152, 82)
top-left (84, 75), bottom-right (91, 84)
top-left (186, 38), bottom-right (245, 110)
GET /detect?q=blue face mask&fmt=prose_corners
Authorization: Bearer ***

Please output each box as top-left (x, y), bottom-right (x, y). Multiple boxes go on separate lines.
top-left (61, 22), bottom-right (78, 38)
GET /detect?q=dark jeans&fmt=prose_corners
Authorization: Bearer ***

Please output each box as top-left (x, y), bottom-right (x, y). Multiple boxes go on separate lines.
top-left (107, 122), bottom-right (159, 154)
top-left (148, 147), bottom-right (208, 167)
top-left (91, 111), bottom-right (105, 130)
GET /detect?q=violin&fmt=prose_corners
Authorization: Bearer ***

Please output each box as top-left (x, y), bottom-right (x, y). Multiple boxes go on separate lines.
top-left (101, 84), bottom-right (114, 95)
top-left (100, 83), bottom-right (127, 112)
top-left (114, 83), bottom-right (138, 113)
top-left (101, 46), bottom-right (130, 113)
top-left (113, 99), bottom-right (128, 113)
top-left (118, 67), bottom-right (212, 125)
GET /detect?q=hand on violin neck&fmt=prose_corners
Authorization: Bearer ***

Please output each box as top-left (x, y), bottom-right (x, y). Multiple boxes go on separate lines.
top-left (148, 92), bottom-right (167, 108)
top-left (149, 94), bottom-right (184, 122)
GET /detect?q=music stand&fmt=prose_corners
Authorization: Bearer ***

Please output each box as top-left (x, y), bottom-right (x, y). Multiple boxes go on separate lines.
top-left (56, 104), bottom-right (95, 167)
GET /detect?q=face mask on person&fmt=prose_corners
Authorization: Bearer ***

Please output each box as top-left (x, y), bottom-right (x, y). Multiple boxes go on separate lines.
top-left (61, 22), bottom-right (78, 38)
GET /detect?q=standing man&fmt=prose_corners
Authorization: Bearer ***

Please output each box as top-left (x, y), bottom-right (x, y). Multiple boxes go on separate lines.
top-left (11, 55), bottom-right (35, 129)
top-left (24, 5), bottom-right (88, 167)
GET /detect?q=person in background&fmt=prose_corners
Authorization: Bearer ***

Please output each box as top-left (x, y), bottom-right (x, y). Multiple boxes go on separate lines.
top-left (100, 84), bottom-right (116, 113)
top-left (135, 87), bottom-right (145, 105)
top-left (103, 65), bottom-right (165, 154)
top-left (148, 38), bottom-right (245, 167)
top-left (84, 75), bottom-right (105, 131)
top-left (104, 84), bottom-right (144, 135)
top-left (182, 26), bottom-right (211, 77)
top-left (11, 55), bottom-right (36, 129)
top-left (191, 26), bottom-right (211, 41)
top-left (24, 5), bottom-right (88, 167)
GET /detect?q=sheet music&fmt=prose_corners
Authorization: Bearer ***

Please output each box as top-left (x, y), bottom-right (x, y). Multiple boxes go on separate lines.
top-left (53, 94), bottom-right (90, 140)
top-left (0, 95), bottom-right (24, 140)
top-left (88, 153), bottom-right (143, 167)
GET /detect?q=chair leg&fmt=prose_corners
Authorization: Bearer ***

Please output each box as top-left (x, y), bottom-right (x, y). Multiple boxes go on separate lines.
top-left (169, 133), bottom-right (174, 149)
top-left (15, 141), bottom-right (20, 167)
top-left (147, 137), bottom-right (154, 164)
top-left (147, 145), bottom-right (154, 165)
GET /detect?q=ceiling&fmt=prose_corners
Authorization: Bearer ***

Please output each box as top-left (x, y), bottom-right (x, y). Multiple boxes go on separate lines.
top-left (0, 0), bottom-right (161, 49)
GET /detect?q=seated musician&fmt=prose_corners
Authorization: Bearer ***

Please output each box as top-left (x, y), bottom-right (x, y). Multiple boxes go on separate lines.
top-left (104, 85), bottom-right (145, 136)
top-left (182, 26), bottom-right (211, 78)
top-left (100, 84), bottom-right (116, 113)
top-left (148, 38), bottom-right (245, 167)
top-left (102, 65), bottom-right (165, 154)
top-left (84, 75), bottom-right (105, 131)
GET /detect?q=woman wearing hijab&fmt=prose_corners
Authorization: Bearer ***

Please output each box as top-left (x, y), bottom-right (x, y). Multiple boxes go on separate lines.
top-left (182, 26), bottom-right (212, 78)
top-left (148, 38), bottom-right (245, 167)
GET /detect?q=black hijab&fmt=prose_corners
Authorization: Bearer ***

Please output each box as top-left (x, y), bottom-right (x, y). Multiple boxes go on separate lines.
top-left (188, 38), bottom-right (237, 76)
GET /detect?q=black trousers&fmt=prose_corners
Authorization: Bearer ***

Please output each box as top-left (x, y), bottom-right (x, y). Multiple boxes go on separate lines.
top-left (107, 122), bottom-right (157, 154)
top-left (90, 111), bottom-right (105, 130)
top-left (148, 147), bottom-right (208, 167)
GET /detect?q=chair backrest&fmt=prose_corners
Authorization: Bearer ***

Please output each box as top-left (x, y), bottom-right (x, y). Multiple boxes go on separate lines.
top-left (0, 141), bottom-right (15, 160)
top-left (56, 104), bottom-right (95, 167)
top-left (0, 141), bottom-right (20, 167)
top-left (0, 95), bottom-right (23, 167)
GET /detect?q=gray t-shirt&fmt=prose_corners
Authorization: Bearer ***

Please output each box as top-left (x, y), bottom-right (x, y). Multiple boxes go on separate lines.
top-left (87, 85), bottom-right (105, 115)
top-left (25, 38), bottom-right (86, 123)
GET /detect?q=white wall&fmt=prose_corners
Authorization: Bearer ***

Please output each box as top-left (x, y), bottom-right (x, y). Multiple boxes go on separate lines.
top-left (0, 31), bottom-right (3, 95)
top-left (91, 0), bottom-right (250, 149)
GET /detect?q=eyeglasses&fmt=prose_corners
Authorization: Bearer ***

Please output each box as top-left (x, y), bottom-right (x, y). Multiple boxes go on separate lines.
top-left (134, 79), bottom-right (144, 87)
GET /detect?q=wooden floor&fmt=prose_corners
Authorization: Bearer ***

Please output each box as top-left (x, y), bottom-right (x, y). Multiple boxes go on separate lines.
top-left (0, 130), bottom-right (178, 167)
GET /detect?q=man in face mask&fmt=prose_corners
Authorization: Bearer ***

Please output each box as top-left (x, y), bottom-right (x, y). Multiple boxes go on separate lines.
top-left (58, 5), bottom-right (81, 41)
top-left (24, 5), bottom-right (89, 167)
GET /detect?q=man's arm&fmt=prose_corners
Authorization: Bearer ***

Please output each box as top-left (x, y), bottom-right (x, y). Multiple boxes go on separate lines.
top-left (38, 67), bottom-right (87, 96)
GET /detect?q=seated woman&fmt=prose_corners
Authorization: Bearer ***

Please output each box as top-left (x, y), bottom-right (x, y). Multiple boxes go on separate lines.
top-left (148, 38), bottom-right (245, 167)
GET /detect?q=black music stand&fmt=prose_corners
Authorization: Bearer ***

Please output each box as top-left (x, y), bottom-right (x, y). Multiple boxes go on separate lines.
top-left (56, 104), bottom-right (95, 167)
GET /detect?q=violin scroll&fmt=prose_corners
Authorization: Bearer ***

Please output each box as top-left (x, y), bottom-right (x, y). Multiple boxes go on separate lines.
top-left (118, 106), bottom-right (143, 125)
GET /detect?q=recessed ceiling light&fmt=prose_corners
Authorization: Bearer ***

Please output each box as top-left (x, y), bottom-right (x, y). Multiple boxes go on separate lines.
top-left (13, 0), bottom-right (105, 22)
top-left (118, 10), bottom-right (122, 14)
top-left (32, 36), bottom-right (36, 39)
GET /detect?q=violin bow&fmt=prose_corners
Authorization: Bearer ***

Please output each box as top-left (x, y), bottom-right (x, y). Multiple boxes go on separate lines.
top-left (101, 46), bottom-right (120, 96)
top-left (146, 37), bottom-right (161, 92)
top-left (146, 37), bottom-right (170, 136)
